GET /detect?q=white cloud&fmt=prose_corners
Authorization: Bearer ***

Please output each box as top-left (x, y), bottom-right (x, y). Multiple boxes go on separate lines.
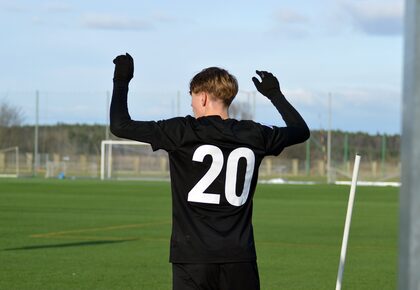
top-left (273, 9), bottom-right (309, 25)
top-left (80, 11), bottom-right (183, 31)
top-left (326, 86), bottom-right (401, 127)
top-left (42, 1), bottom-right (73, 13)
top-left (152, 12), bottom-right (179, 23)
top-left (270, 8), bottom-right (311, 38)
top-left (1, 2), bottom-right (30, 13)
top-left (284, 88), bottom-right (317, 106)
top-left (341, 0), bottom-right (404, 36)
top-left (1, 1), bottom-right (73, 14)
top-left (82, 14), bottom-right (153, 31)
top-left (31, 16), bottom-right (45, 25)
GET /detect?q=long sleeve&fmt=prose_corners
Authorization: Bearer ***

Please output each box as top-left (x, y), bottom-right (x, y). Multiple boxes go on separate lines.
top-left (109, 80), bottom-right (185, 151)
top-left (110, 80), bottom-right (131, 134)
top-left (270, 93), bottom-right (310, 146)
top-left (109, 80), bottom-right (164, 146)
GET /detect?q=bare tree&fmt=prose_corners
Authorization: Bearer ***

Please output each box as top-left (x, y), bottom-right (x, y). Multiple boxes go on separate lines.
top-left (0, 99), bottom-right (24, 127)
top-left (0, 99), bottom-right (25, 149)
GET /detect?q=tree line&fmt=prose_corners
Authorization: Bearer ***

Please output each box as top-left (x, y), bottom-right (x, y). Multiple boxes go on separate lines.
top-left (0, 123), bottom-right (400, 163)
top-left (0, 98), bottom-right (400, 162)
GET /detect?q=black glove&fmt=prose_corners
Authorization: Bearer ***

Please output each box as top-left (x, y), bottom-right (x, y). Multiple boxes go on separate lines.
top-left (113, 53), bottom-right (134, 82)
top-left (252, 70), bottom-right (282, 99)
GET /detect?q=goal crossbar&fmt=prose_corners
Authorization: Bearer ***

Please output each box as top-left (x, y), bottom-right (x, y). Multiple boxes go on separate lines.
top-left (100, 140), bottom-right (150, 180)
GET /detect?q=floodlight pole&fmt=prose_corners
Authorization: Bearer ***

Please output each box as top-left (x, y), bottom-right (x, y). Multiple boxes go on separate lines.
top-left (100, 141), bottom-right (105, 180)
top-left (106, 91), bottom-right (110, 140)
top-left (15, 146), bottom-right (19, 177)
top-left (327, 93), bottom-right (332, 184)
top-left (33, 90), bottom-right (39, 177)
top-left (399, 0), bottom-right (420, 289)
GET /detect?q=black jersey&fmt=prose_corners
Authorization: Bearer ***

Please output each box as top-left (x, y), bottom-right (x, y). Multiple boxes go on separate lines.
top-left (110, 81), bottom-right (310, 263)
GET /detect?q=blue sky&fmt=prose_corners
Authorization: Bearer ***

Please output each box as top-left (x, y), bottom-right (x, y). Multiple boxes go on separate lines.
top-left (0, 0), bottom-right (404, 134)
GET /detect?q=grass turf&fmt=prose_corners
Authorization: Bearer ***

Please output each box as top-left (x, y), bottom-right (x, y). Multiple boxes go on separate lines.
top-left (0, 179), bottom-right (398, 289)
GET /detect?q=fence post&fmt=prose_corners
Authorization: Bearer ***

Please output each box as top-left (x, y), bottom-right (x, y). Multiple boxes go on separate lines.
top-left (371, 161), bottom-right (377, 178)
top-left (160, 156), bottom-right (167, 174)
top-left (317, 160), bottom-right (324, 177)
top-left (134, 157), bottom-right (140, 173)
top-left (305, 140), bottom-right (311, 176)
top-left (381, 134), bottom-right (387, 177)
top-left (266, 158), bottom-right (272, 176)
top-left (0, 153), bottom-right (4, 171)
top-left (292, 159), bottom-right (299, 176)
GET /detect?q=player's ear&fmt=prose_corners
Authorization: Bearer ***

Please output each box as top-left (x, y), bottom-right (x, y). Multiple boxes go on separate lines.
top-left (201, 92), bottom-right (207, 107)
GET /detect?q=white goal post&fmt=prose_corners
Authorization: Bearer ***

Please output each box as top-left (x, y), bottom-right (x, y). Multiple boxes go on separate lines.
top-left (0, 146), bottom-right (19, 178)
top-left (100, 140), bottom-right (168, 180)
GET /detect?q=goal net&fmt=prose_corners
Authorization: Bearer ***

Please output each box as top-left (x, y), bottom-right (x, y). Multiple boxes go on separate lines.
top-left (100, 140), bottom-right (169, 180)
top-left (0, 146), bottom-right (19, 178)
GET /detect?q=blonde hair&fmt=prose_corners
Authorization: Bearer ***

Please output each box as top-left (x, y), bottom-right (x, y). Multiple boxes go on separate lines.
top-left (189, 67), bottom-right (238, 106)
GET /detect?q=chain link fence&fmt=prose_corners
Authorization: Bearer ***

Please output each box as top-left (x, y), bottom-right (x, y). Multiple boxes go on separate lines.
top-left (1, 91), bottom-right (400, 182)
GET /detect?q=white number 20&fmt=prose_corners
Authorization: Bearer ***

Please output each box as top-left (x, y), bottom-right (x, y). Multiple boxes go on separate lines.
top-left (187, 145), bottom-right (255, 207)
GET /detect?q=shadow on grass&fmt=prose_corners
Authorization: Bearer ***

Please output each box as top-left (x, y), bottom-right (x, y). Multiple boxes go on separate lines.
top-left (3, 239), bottom-right (138, 251)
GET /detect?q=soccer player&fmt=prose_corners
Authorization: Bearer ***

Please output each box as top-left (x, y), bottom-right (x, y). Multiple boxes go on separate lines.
top-left (110, 53), bottom-right (310, 290)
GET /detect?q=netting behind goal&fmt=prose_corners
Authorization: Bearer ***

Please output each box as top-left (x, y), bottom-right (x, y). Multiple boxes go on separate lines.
top-left (100, 140), bottom-right (169, 180)
top-left (0, 147), bottom-right (19, 178)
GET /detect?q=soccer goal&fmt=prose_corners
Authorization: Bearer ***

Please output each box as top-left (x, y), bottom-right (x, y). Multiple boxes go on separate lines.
top-left (100, 140), bottom-right (169, 180)
top-left (0, 146), bottom-right (19, 178)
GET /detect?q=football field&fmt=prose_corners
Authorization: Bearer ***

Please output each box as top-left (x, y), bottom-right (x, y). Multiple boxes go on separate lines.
top-left (0, 179), bottom-right (398, 290)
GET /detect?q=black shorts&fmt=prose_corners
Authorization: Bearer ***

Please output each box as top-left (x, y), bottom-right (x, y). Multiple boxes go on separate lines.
top-left (172, 262), bottom-right (260, 290)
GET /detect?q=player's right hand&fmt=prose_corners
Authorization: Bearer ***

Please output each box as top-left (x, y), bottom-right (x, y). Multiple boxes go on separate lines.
top-left (252, 70), bottom-right (282, 99)
top-left (113, 53), bottom-right (134, 82)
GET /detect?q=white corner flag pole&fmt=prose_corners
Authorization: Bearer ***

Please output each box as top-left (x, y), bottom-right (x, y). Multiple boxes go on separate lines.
top-left (335, 154), bottom-right (361, 290)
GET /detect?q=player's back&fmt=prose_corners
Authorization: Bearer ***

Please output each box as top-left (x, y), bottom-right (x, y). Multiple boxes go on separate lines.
top-left (163, 115), bottom-right (286, 263)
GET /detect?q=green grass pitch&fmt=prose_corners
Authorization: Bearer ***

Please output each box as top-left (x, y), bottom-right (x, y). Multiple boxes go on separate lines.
top-left (0, 179), bottom-right (398, 290)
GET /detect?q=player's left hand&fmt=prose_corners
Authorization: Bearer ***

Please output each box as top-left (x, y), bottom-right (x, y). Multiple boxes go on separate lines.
top-left (113, 53), bottom-right (134, 82)
top-left (252, 70), bottom-right (282, 99)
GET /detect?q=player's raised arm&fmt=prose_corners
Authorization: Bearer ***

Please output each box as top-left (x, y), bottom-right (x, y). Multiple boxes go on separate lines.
top-left (109, 54), bottom-right (182, 151)
top-left (252, 70), bottom-right (310, 145)
top-left (109, 53), bottom-right (135, 137)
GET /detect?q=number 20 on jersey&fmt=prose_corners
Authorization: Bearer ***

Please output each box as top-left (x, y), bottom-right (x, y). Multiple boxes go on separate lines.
top-left (187, 145), bottom-right (255, 207)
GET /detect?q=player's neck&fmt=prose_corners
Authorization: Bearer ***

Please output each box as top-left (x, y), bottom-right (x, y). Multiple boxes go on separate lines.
top-left (203, 108), bottom-right (229, 120)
